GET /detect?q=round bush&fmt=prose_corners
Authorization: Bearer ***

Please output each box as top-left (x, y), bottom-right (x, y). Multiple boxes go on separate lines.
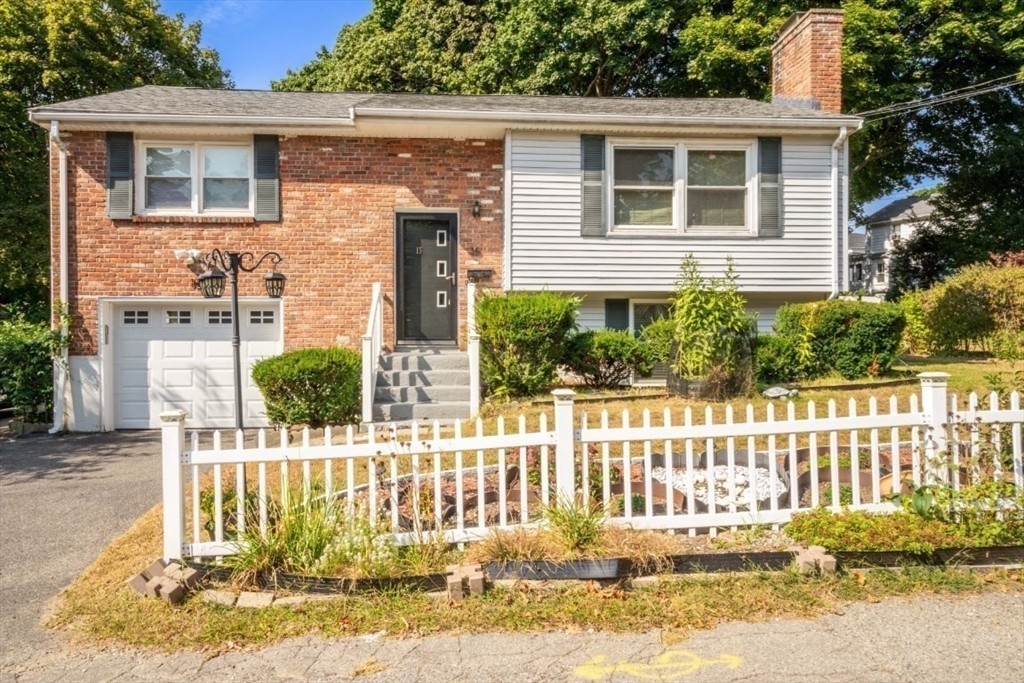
top-left (562, 329), bottom-right (654, 388)
top-left (754, 334), bottom-right (801, 386)
top-left (251, 347), bottom-right (361, 427)
top-left (638, 316), bottom-right (674, 364)
top-left (475, 291), bottom-right (579, 399)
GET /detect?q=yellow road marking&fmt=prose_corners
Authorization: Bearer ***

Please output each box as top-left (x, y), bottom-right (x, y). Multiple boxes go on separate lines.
top-left (574, 650), bottom-right (743, 681)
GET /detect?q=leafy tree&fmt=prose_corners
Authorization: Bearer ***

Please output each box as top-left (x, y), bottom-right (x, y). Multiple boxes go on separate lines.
top-left (276, 0), bottom-right (1024, 223)
top-left (0, 0), bottom-right (231, 321)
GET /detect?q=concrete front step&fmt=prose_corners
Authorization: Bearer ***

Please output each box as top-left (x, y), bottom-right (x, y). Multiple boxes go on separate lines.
top-left (380, 353), bottom-right (469, 372)
top-left (376, 369), bottom-right (470, 388)
top-left (375, 385), bottom-right (469, 404)
top-left (372, 401), bottom-right (471, 422)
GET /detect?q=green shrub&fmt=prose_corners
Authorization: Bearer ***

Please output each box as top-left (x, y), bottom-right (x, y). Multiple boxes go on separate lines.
top-left (475, 291), bottom-right (579, 399)
top-left (922, 263), bottom-right (1024, 359)
top-left (0, 318), bottom-right (66, 422)
top-left (897, 290), bottom-right (932, 355)
top-left (775, 300), bottom-right (906, 379)
top-left (638, 316), bottom-right (674, 364)
top-left (562, 329), bottom-right (653, 388)
top-left (666, 256), bottom-right (755, 398)
top-left (753, 334), bottom-right (801, 386)
top-left (786, 508), bottom-right (967, 554)
top-left (251, 347), bottom-right (361, 427)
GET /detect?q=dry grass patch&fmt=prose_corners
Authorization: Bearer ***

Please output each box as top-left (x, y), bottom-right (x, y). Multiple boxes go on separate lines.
top-left (349, 657), bottom-right (388, 678)
top-left (46, 504), bottom-right (1023, 652)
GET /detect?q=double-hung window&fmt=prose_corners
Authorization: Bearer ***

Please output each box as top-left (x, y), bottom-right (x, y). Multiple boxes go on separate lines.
top-left (138, 142), bottom-right (253, 215)
top-left (608, 140), bottom-right (756, 236)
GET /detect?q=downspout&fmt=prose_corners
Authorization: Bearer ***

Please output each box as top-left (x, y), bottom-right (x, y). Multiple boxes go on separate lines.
top-left (49, 120), bottom-right (69, 434)
top-left (829, 126), bottom-right (849, 298)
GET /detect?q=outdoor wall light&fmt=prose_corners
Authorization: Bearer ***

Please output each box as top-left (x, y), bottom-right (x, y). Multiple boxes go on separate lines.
top-left (472, 199), bottom-right (482, 218)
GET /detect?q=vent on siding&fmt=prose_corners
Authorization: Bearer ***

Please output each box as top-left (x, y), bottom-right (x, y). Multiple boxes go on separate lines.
top-left (604, 299), bottom-right (629, 331)
top-left (106, 132), bottom-right (133, 219)
top-left (254, 135), bottom-right (280, 221)
top-left (581, 135), bottom-right (606, 237)
top-left (758, 137), bottom-right (782, 237)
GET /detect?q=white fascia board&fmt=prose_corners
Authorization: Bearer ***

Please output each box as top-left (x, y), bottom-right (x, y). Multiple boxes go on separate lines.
top-left (352, 107), bottom-right (864, 129)
top-left (28, 110), bottom-right (355, 128)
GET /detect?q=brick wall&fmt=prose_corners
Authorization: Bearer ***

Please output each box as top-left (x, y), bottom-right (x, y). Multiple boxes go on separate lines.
top-left (52, 133), bottom-right (504, 356)
top-left (771, 9), bottom-right (844, 114)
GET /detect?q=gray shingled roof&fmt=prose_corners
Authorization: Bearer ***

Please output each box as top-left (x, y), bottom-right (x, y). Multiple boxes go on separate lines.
top-left (31, 85), bottom-right (860, 121)
top-left (865, 195), bottom-right (936, 225)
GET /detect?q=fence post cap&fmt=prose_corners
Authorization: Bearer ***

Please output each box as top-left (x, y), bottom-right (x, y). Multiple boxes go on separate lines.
top-left (551, 389), bottom-right (576, 401)
top-left (917, 372), bottom-right (951, 384)
top-left (159, 410), bottom-right (187, 423)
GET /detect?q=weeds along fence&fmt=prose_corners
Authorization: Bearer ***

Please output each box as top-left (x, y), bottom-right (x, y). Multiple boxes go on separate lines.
top-left (161, 373), bottom-right (1024, 562)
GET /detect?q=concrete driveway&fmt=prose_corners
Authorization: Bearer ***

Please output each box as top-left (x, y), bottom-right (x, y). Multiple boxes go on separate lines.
top-left (0, 430), bottom-right (162, 672)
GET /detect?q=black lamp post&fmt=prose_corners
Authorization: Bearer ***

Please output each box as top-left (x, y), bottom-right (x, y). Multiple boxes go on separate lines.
top-left (194, 250), bottom-right (285, 432)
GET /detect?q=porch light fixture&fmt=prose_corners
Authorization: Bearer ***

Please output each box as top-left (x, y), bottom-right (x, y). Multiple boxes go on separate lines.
top-left (196, 268), bottom-right (226, 299)
top-left (264, 271), bottom-right (287, 299)
top-left (472, 199), bottom-right (481, 218)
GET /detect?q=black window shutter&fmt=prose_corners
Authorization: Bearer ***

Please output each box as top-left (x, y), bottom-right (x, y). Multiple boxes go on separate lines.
top-left (604, 299), bottom-right (629, 331)
top-left (254, 134), bottom-right (280, 221)
top-left (106, 132), bottom-right (133, 219)
top-left (758, 137), bottom-right (782, 237)
top-left (581, 134), bottom-right (606, 236)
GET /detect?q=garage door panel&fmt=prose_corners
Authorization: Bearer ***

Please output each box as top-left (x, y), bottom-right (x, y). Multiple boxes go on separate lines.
top-left (114, 303), bottom-right (280, 429)
top-left (162, 368), bottom-right (195, 388)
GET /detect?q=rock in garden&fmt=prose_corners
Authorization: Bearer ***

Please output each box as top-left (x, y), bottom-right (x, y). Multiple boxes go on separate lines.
top-left (762, 386), bottom-right (798, 399)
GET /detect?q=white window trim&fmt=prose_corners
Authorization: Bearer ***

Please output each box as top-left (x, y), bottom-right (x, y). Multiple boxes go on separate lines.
top-left (606, 137), bottom-right (758, 237)
top-left (135, 140), bottom-right (255, 217)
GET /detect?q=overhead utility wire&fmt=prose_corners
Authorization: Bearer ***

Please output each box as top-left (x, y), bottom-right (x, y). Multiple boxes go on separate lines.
top-left (859, 78), bottom-right (1023, 123)
top-left (856, 72), bottom-right (1022, 117)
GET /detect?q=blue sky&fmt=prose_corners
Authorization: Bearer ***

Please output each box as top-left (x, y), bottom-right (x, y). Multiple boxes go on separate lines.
top-left (159, 0), bottom-right (928, 219)
top-left (160, 0), bottom-right (372, 89)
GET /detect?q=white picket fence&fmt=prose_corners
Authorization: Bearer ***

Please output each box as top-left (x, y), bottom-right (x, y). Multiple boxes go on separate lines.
top-left (160, 372), bottom-right (1024, 561)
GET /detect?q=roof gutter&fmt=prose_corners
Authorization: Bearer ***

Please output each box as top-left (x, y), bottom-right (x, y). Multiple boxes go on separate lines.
top-left (49, 121), bottom-right (69, 434)
top-left (830, 125), bottom-right (852, 298)
top-left (28, 111), bottom-right (356, 127)
top-left (353, 106), bottom-right (863, 129)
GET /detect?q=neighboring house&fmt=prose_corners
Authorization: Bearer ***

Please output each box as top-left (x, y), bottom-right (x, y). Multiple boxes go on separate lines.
top-left (861, 194), bottom-right (936, 295)
top-left (29, 8), bottom-right (860, 431)
top-left (848, 231), bottom-right (868, 291)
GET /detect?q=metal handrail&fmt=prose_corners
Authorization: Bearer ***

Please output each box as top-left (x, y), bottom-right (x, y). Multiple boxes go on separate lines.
top-left (361, 283), bottom-right (383, 423)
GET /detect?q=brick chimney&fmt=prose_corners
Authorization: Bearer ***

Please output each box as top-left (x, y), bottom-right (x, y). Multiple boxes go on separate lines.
top-left (771, 9), bottom-right (844, 113)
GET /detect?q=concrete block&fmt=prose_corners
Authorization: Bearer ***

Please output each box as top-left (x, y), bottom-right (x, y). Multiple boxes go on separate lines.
top-left (236, 591), bottom-right (275, 609)
top-left (143, 559), bottom-right (167, 580)
top-left (272, 596), bottom-right (307, 608)
top-left (145, 576), bottom-right (164, 599)
top-left (203, 590), bottom-right (237, 607)
top-left (467, 572), bottom-right (485, 596)
top-left (164, 564), bottom-right (200, 590)
top-left (818, 553), bottom-right (838, 574)
top-left (630, 576), bottom-right (660, 588)
top-left (446, 576), bottom-right (464, 602)
top-left (809, 546), bottom-right (827, 555)
top-left (158, 578), bottom-right (186, 605)
top-left (126, 573), bottom-right (149, 596)
top-left (796, 555), bottom-right (818, 575)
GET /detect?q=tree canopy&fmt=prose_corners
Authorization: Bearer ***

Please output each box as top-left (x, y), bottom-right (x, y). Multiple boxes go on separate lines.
top-left (276, 0), bottom-right (1024, 254)
top-left (0, 0), bottom-right (230, 320)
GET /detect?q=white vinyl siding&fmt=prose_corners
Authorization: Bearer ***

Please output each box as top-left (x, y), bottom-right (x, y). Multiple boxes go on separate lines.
top-left (508, 132), bottom-right (843, 293)
top-left (573, 294), bottom-right (792, 335)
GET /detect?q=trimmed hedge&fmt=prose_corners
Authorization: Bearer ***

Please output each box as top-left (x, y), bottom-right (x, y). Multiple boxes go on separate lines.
top-left (774, 300), bottom-right (906, 380)
top-left (475, 291), bottom-right (579, 399)
top-left (562, 329), bottom-right (654, 388)
top-left (251, 347), bottom-right (361, 427)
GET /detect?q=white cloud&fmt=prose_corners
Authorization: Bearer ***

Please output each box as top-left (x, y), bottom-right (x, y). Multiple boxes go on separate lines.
top-left (197, 0), bottom-right (263, 27)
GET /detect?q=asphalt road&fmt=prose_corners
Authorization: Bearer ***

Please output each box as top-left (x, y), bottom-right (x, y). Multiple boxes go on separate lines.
top-left (1, 431), bottom-right (1022, 683)
top-left (0, 430), bottom-right (163, 674)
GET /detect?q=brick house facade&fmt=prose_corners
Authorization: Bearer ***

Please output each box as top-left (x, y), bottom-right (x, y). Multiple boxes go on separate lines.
top-left (52, 133), bottom-right (504, 357)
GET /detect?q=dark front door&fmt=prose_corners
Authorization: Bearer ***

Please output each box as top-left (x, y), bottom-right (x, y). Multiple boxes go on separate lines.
top-left (397, 213), bottom-right (457, 342)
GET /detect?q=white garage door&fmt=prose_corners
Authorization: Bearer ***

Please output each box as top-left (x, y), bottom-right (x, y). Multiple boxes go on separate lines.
top-left (114, 302), bottom-right (282, 429)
